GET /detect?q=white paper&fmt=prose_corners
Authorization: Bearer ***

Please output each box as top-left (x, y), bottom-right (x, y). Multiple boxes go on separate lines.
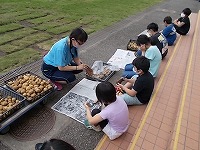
top-left (51, 78), bottom-right (101, 124)
top-left (107, 49), bottom-right (136, 69)
top-left (70, 78), bottom-right (100, 100)
top-left (138, 29), bottom-right (150, 37)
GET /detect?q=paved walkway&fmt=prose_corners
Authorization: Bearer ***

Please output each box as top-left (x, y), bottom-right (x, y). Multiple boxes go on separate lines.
top-left (0, 0), bottom-right (199, 150)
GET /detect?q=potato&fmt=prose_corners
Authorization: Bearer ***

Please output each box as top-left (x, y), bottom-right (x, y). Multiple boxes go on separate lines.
top-left (22, 82), bottom-right (28, 87)
top-left (31, 93), bottom-right (36, 98)
top-left (3, 106), bottom-right (7, 111)
top-left (20, 88), bottom-right (26, 94)
top-left (26, 86), bottom-right (31, 91)
top-left (23, 75), bottom-right (29, 80)
top-left (8, 81), bottom-right (13, 85)
top-left (35, 88), bottom-right (41, 93)
top-left (43, 88), bottom-right (48, 92)
top-left (8, 103), bottom-right (13, 107)
top-left (1, 101), bottom-right (8, 106)
top-left (28, 89), bottom-right (34, 95)
top-left (12, 97), bottom-right (16, 101)
top-left (13, 85), bottom-right (18, 90)
top-left (14, 81), bottom-right (19, 86)
top-left (39, 85), bottom-right (44, 89)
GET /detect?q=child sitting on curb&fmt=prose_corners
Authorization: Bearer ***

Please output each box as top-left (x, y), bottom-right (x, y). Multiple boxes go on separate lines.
top-left (118, 56), bottom-right (154, 105)
top-left (84, 82), bottom-right (129, 140)
top-left (173, 8), bottom-right (192, 35)
top-left (122, 34), bottom-right (162, 78)
top-left (162, 16), bottom-right (177, 46)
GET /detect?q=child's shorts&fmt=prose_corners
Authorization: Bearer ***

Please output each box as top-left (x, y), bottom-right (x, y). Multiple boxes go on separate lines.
top-left (120, 94), bottom-right (143, 105)
top-left (102, 123), bottom-right (124, 140)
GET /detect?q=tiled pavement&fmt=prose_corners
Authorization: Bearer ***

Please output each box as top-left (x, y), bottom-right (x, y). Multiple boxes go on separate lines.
top-left (95, 11), bottom-right (200, 150)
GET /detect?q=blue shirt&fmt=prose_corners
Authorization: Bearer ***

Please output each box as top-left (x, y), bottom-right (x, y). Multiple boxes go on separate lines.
top-left (145, 46), bottom-right (162, 77)
top-left (43, 36), bottom-right (78, 67)
top-left (162, 24), bottom-right (177, 46)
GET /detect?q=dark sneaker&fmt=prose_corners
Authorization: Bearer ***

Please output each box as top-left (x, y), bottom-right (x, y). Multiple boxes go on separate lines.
top-left (35, 143), bottom-right (43, 150)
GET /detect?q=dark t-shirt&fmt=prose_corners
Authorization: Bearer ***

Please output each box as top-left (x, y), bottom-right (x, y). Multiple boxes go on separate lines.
top-left (133, 72), bottom-right (154, 104)
top-left (176, 17), bottom-right (190, 35)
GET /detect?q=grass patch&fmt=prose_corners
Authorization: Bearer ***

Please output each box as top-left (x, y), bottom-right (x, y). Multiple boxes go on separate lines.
top-left (0, 0), bottom-right (162, 74)
top-left (37, 39), bottom-right (58, 51)
top-left (0, 28), bottom-right (37, 45)
top-left (0, 23), bottom-right (23, 33)
top-left (0, 48), bottom-right (41, 73)
top-left (0, 44), bottom-right (20, 54)
top-left (11, 32), bottom-right (53, 47)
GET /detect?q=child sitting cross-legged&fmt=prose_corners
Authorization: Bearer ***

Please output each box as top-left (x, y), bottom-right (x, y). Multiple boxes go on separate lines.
top-left (84, 82), bottom-right (129, 140)
top-left (118, 56), bottom-right (154, 105)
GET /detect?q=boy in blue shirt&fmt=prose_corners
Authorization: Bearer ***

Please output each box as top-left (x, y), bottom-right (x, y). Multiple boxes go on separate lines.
top-left (122, 35), bottom-right (162, 78)
top-left (162, 16), bottom-right (177, 46)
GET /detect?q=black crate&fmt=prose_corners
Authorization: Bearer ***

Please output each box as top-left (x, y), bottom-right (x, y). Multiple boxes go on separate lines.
top-left (4, 71), bottom-right (55, 103)
top-left (0, 86), bottom-right (25, 122)
top-left (86, 63), bottom-right (115, 82)
top-left (127, 39), bottom-right (139, 51)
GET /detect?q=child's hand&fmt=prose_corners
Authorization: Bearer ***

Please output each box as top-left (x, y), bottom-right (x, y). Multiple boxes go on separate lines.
top-left (117, 83), bottom-right (123, 89)
top-left (115, 84), bottom-right (124, 95)
top-left (84, 102), bottom-right (91, 109)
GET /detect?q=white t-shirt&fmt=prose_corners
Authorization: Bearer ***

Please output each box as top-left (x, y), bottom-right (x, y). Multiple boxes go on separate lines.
top-left (99, 96), bottom-right (129, 133)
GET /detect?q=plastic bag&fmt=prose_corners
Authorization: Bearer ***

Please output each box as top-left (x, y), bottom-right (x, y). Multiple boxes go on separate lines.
top-left (91, 61), bottom-right (104, 74)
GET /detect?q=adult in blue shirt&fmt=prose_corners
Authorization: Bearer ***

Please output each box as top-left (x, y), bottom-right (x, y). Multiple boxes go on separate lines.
top-left (162, 16), bottom-right (177, 46)
top-left (41, 27), bottom-right (89, 90)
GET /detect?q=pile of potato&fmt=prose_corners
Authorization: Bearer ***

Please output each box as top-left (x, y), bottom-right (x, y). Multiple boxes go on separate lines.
top-left (0, 95), bottom-right (20, 116)
top-left (127, 40), bottom-right (139, 51)
top-left (92, 68), bottom-right (111, 79)
top-left (7, 73), bottom-right (53, 101)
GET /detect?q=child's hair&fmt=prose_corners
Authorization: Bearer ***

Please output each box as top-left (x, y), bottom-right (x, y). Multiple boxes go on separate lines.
top-left (182, 8), bottom-right (191, 16)
top-left (39, 139), bottom-right (75, 150)
top-left (136, 34), bottom-right (151, 46)
top-left (132, 56), bottom-right (150, 73)
top-left (96, 82), bottom-right (116, 104)
top-left (147, 23), bottom-right (159, 32)
top-left (69, 27), bottom-right (88, 43)
top-left (163, 16), bottom-right (172, 24)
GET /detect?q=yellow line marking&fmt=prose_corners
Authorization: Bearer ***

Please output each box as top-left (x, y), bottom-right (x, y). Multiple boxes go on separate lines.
top-left (95, 135), bottom-right (107, 150)
top-left (173, 11), bottom-right (200, 150)
top-left (129, 36), bottom-right (182, 149)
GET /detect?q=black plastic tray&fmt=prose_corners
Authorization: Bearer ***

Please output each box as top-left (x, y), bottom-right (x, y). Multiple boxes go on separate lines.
top-left (86, 63), bottom-right (115, 82)
top-left (4, 71), bottom-right (54, 103)
top-left (0, 86), bottom-right (25, 123)
top-left (127, 39), bottom-right (139, 51)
